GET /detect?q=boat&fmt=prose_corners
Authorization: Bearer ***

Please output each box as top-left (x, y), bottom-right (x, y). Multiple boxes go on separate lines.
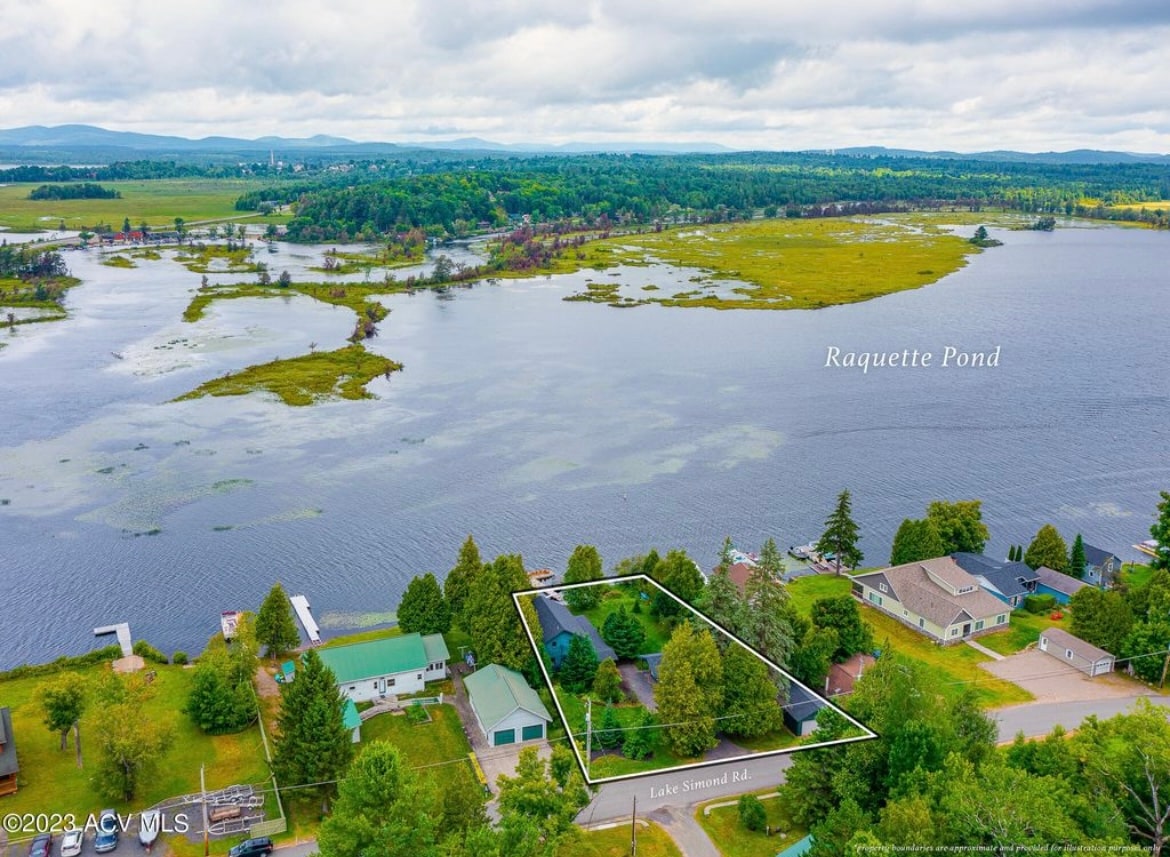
top-left (1135, 539), bottom-right (1159, 559)
top-left (789, 542), bottom-right (817, 560)
top-left (138, 809), bottom-right (161, 850)
top-left (220, 610), bottom-right (239, 641)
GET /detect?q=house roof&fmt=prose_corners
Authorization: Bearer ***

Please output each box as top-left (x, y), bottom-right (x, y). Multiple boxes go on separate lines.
top-left (644, 652), bottom-right (663, 680)
top-left (533, 596), bottom-right (616, 662)
top-left (952, 554), bottom-right (1037, 599)
top-left (835, 652), bottom-right (874, 681)
top-left (464, 663), bottom-right (551, 731)
top-left (1041, 627), bottom-right (1114, 661)
top-left (856, 558), bottom-right (1006, 629)
top-left (422, 634), bottom-right (450, 664)
top-left (785, 683), bottom-right (824, 723)
top-left (1033, 565), bottom-right (1089, 597)
top-left (341, 698), bottom-right (362, 730)
top-left (0, 708), bottom-right (18, 778)
top-left (1082, 544), bottom-right (1121, 568)
top-left (726, 562), bottom-right (754, 593)
top-left (315, 633), bottom-right (431, 685)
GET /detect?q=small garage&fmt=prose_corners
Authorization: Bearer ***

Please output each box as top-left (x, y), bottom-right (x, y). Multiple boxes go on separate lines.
top-left (1038, 627), bottom-right (1115, 677)
top-left (465, 663), bottom-right (553, 748)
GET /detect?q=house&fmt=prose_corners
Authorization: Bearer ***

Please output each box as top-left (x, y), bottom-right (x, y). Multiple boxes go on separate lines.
top-left (341, 698), bottom-right (362, 743)
top-left (825, 652), bottom-right (875, 699)
top-left (1081, 544), bottom-right (1123, 588)
top-left (1032, 565), bottom-right (1089, 605)
top-left (1038, 628), bottom-right (1115, 677)
top-left (852, 557), bottom-right (1010, 645)
top-left (315, 632), bottom-right (449, 703)
top-left (464, 664), bottom-right (552, 746)
top-left (951, 553), bottom-right (1038, 608)
top-left (783, 683), bottom-right (824, 737)
top-left (0, 707), bottom-right (18, 796)
top-left (533, 596), bottom-right (616, 668)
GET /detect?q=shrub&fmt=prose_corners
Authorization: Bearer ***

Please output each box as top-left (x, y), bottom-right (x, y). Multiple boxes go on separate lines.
top-left (406, 702), bottom-right (428, 724)
top-left (0, 645), bottom-right (122, 681)
top-left (738, 794), bottom-right (767, 832)
top-left (132, 640), bottom-right (169, 664)
top-left (172, 651), bottom-right (189, 665)
top-left (1023, 594), bottom-right (1057, 615)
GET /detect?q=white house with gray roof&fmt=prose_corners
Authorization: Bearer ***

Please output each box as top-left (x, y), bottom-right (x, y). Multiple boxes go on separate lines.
top-left (852, 557), bottom-right (1010, 644)
top-left (1038, 627), bottom-right (1115, 677)
top-left (464, 663), bottom-right (553, 747)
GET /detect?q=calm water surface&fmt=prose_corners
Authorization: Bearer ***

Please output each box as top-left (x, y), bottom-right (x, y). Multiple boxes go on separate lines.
top-left (1, 226), bottom-right (1167, 667)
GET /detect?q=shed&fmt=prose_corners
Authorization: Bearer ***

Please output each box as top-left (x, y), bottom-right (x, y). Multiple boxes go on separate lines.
top-left (0, 707), bottom-right (18, 795)
top-left (464, 664), bottom-right (552, 747)
top-left (783, 684), bottom-right (824, 737)
top-left (1038, 627), bottom-right (1115, 677)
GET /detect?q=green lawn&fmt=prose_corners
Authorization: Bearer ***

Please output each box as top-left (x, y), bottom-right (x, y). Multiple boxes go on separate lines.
top-left (319, 625), bottom-right (402, 648)
top-left (0, 662), bottom-right (270, 817)
top-left (784, 574), bottom-right (852, 615)
top-left (978, 609), bottom-right (1070, 656)
top-left (559, 823), bottom-right (683, 857)
top-left (695, 791), bottom-right (806, 857)
top-left (360, 704), bottom-right (475, 792)
top-left (1122, 562), bottom-right (1154, 589)
top-left (580, 589), bottom-right (672, 654)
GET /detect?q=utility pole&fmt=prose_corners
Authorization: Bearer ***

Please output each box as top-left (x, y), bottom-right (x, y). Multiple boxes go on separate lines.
top-left (1160, 645), bottom-right (1170, 690)
top-left (585, 697), bottom-right (592, 779)
top-left (201, 763), bottom-right (209, 857)
top-left (630, 794), bottom-right (637, 856)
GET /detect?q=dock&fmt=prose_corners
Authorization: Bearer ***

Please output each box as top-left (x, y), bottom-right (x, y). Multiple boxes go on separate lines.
top-left (289, 594), bottom-right (321, 644)
top-left (93, 622), bottom-right (133, 657)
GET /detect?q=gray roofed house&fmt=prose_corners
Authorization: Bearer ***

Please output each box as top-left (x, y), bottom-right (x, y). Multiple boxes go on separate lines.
top-left (1032, 565), bottom-right (1089, 604)
top-left (533, 595), bottom-right (616, 668)
top-left (852, 557), bottom-right (1010, 645)
top-left (464, 663), bottom-right (553, 746)
top-left (1038, 627), bottom-right (1115, 677)
top-left (0, 707), bottom-right (18, 796)
top-left (783, 683), bottom-right (825, 737)
top-left (643, 652), bottom-right (663, 681)
top-left (952, 553), bottom-right (1038, 608)
top-left (1081, 544), bottom-right (1123, 588)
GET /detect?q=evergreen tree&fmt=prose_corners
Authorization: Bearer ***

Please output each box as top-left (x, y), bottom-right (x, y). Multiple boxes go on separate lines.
top-left (444, 535), bottom-right (482, 630)
top-left (563, 544), bottom-right (604, 611)
top-left (621, 709), bottom-right (654, 760)
top-left (185, 645), bottom-right (258, 734)
top-left (601, 605), bottom-right (645, 660)
top-left (738, 794), bottom-right (767, 832)
top-left (721, 644), bottom-right (783, 739)
top-left (255, 582), bottom-right (300, 658)
top-left (397, 572), bottom-right (451, 635)
top-left (466, 554), bottom-right (538, 672)
top-left (925, 500), bottom-right (990, 554)
top-left (1024, 524), bottom-right (1068, 571)
top-left (654, 623), bottom-right (723, 757)
top-left (743, 563), bottom-right (795, 666)
top-left (811, 596), bottom-right (873, 662)
top-left (558, 634), bottom-right (599, 693)
top-left (592, 658), bottom-right (624, 703)
top-left (758, 537), bottom-right (784, 580)
top-left (1151, 491), bottom-right (1170, 571)
top-left (817, 489), bottom-right (863, 574)
top-left (1066, 533), bottom-right (1087, 579)
top-left (594, 704), bottom-right (624, 750)
top-left (650, 548), bottom-right (705, 617)
top-left (699, 565), bottom-right (748, 642)
top-left (889, 518), bottom-right (945, 566)
top-left (274, 648), bottom-right (354, 810)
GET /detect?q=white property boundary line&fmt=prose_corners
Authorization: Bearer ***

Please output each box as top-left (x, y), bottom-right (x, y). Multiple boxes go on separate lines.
top-left (511, 573), bottom-right (879, 786)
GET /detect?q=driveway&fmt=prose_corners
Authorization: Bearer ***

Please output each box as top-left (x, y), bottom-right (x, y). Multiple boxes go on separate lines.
top-left (619, 662), bottom-right (657, 711)
top-left (980, 649), bottom-right (1155, 704)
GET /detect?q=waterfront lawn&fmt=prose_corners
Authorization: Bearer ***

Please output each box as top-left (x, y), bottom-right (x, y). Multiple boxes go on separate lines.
top-left (1122, 562), bottom-right (1154, 589)
top-left (173, 345), bottom-right (402, 406)
top-left (977, 609), bottom-right (1069, 657)
top-left (784, 574), bottom-right (852, 615)
top-left (360, 704), bottom-right (474, 792)
top-left (0, 662), bottom-right (270, 817)
top-left (580, 588), bottom-right (672, 654)
top-left (696, 791), bottom-right (806, 857)
top-left (320, 625), bottom-right (402, 648)
top-left (559, 822), bottom-right (683, 857)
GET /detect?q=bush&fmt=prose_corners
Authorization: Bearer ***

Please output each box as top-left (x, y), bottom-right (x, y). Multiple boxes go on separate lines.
top-left (132, 640), bottom-right (170, 664)
top-left (0, 645), bottom-right (122, 681)
top-left (738, 794), bottom-right (767, 832)
top-left (406, 702), bottom-right (428, 724)
top-left (1023, 594), bottom-right (1057, 615)
top-left (172, 651), bottom-right (189, 665)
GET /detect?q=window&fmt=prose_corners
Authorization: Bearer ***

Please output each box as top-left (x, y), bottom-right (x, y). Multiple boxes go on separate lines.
top-left (879, 583), bottom-right (888, 593)
top-left (350, 686), bottom-right (356, 691)
top-left (388, 678), bottom-right (396, 687)
top-left (1065, 649), bottom-right (1074, 660)
top-left (903, 609), bottom-right (908, 617)
top-left (950, 627), bottom-right (959, 637)
top-left (868, 592), bottom-right (882, 606)
top-left (918, 618), bottom-right (925, 628)
top-left (975, 620), bottom-right (984, 631)
top-left (996, 614), bottom-right (1007, 625)
top-left (417, 673), bottom-right (423, 680)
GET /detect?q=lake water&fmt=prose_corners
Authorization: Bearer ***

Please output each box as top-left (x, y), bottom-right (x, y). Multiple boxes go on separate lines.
top-left (1, 226), bottom-right (1168, 668)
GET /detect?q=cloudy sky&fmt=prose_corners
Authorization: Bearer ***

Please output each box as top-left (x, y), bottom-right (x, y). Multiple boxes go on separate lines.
top-left (3, 0), bottom-right (1170, 152)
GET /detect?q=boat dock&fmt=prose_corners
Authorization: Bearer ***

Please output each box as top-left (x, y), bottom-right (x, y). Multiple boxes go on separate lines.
top-left (93, 622), bottom-right (133, 657)
top-left (289, 594), bottom-right (321, 644)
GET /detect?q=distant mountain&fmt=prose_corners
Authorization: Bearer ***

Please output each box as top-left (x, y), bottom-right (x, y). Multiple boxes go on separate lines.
top-left (832, 145), bottom-right (1170, 165)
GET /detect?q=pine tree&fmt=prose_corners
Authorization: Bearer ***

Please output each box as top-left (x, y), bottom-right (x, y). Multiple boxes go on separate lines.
top-left (621, 709), bottom-right (655, 760)
top-left (563, 545), bottom-right (604, 611)
top-left (1066, 533), bottom-right (1087, 579)
top-left (721, 644), bottom-right (783, 739)
top-left (744, 564), bottom-right (795, 666)
top-left (255, 582), bottom-right (300, 658)
top-left (444, 535), bottom-right (482, 630)
top-left (592, 658), bottom-right (624, 703)
top-left (398, 572), bottom-right (451, 635)
top-left (817, 489), bottom-right (863, 574)
top-left (758, 537), bottom-right (783, 580)
top-left (699, 565), bottom-right (748, 642)
top-left (1025, 524), bottom-right (1068, 571)
top-left (601, 606), bottom-right (645, 660)
top-left (1150, 491), bottom-right (1170, 571)
top-left (558, 634), bottom-right (599, 693)
top-left (595, 704), bottom-right (624, 750)
top-left (274, 649), bottom-right (354, 809)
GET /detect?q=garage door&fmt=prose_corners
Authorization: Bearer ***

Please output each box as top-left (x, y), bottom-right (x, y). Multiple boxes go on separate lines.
top-left (493, 729), bottom-right (515, 746)
top-left (521, 724), bottom-right (543, 741)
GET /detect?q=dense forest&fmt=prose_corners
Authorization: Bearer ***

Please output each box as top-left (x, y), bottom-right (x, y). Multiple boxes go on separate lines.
top-left (27, 182), bottom-right (120, 200)
top-left (234, 152), bottom-right (1170, 241)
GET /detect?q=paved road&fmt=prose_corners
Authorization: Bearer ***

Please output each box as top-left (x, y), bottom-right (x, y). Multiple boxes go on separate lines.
top-left (993, 694), bottom-right (1170, 741)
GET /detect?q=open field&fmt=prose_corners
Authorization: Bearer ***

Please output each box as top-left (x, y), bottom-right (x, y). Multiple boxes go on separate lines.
top-left (360, 704), bottom-right (476, 793)
top-left (0, 662), bottom-right (270, 817)
top-left (696, 790), bottom-right (806, 857)
top-left (0, 180), bottom-right (280, 233)
top-left (173, 345), bottom-right (401, 406)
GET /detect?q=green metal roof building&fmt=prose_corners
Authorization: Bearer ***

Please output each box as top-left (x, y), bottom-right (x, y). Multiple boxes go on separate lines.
top-left (464, 663), bottom-right (552, 747)
top-left (316, 632), bottom-right (450, 703)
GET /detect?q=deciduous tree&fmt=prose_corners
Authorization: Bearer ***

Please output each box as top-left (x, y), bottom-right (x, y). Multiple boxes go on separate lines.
top-left (1151, 491), bottom-right (1170, 572)
top-left (563, 544), bottom-right (604, 611)
top-left (35, 671), bottom-right (87, 765)
top-left (91, 672), bottom-right (174, 802)
top-left (591, 658), bottom-right (623, 703)
top-left (926, 499), bottom-right (990, 554)
top-left (650, 548), bottom-right (705, 617)
top-left (1024, 524), bottom-right (1068, 571)
top-left (889, 518), bottom-right (945, 566)
top-left (654, 623), bottom-right (723, 757)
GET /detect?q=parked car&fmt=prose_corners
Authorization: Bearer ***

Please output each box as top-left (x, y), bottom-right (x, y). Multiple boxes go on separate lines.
top-left (93, 810), bottom-right (119, 854)
top-left (59, 829), bottom-right (84, 857)
top-left (28, 835), bottom-right (52, 857)
top-left (227, 838), bottom-right (273, 857)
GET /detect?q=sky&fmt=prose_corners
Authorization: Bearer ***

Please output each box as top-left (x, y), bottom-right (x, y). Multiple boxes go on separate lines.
top-left (3, 0), bottom-right (1170, 152)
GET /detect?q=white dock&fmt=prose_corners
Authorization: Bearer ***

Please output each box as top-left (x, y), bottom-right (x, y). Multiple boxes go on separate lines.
top-left (94, 622), bottom-right (133, 657)
top-left (289, 594), bottom-right (320, 644)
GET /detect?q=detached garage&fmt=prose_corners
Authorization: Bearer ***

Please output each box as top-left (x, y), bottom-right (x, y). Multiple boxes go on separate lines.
top-left (465, 664), bottom-right (553, 747)
top-left (1038, 627), bottom-right (1115, 677)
